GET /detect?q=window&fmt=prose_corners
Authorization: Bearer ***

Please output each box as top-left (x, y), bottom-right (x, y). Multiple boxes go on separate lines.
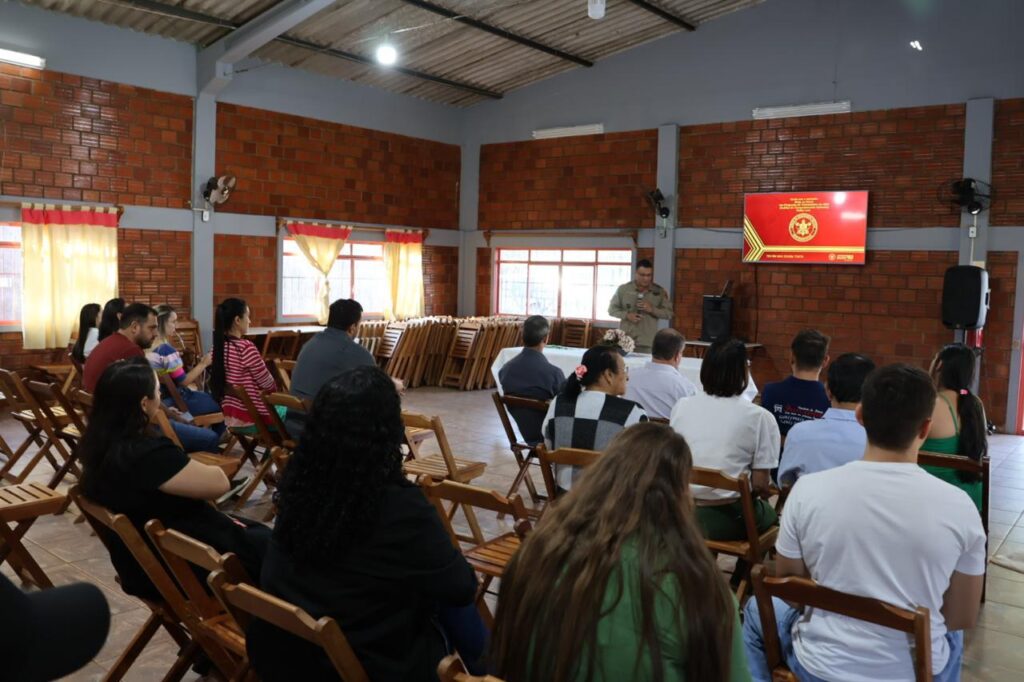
top-left (281, 239), bottom-right (387, 317)
top-left (495, 249), bottom-right (633, 321)
top-left (0, 224), bottom-right (21, 326)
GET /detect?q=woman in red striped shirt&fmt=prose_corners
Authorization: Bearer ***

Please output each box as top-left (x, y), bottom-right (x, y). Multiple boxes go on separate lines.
top-left (210, 298), bottom-right (279, 428)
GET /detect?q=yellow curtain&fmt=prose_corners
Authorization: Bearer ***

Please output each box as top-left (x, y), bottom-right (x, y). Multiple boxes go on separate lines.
top-left (383, 230), bottom-right (424, 320)
top-left (285, 222), bottom-right (352, 324)
top-left (20, 204), bottom-right (119, 350)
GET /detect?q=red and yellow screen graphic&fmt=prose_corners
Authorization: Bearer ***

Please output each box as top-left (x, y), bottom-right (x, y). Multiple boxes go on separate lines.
top-left (742, 191), bottom-right (868, 265)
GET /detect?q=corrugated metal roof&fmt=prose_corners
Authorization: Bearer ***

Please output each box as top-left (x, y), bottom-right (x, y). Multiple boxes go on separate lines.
top-left (19, 0), bottom-right (763, 107)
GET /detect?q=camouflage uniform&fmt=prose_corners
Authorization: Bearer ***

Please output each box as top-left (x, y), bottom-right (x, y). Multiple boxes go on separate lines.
top-left (607, 282), bottom-right (672, 353)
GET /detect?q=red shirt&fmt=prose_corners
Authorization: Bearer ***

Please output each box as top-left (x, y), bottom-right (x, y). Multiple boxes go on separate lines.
top-left (220, 338), bottom-right (277, 424)
top-left (83, 333), bottom-right (144, 392)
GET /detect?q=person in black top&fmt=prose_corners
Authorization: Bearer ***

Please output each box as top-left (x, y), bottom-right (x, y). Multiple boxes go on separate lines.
top-left (498, 315), bottom-right (566, 443)
top-left (760, 328), bottom-right (831, 437)
top-left (251, 365), bottom-right (484, 682)
top-left (78, 358), bottom-right (269, 600)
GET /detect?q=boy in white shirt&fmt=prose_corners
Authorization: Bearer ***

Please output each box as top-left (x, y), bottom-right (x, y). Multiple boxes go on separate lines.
top-left (743, 363), bottom-right (985, 682)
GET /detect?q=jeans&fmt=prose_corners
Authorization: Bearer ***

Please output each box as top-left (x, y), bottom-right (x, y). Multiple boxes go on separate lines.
top-left (170, 420), bottom-right (221, 454)
top-left (437, 603), bottom-right (488, 676)
top-left (742, 596), bottom-right (964, 682)
top-left (164, 388), bottom-right (226, 436)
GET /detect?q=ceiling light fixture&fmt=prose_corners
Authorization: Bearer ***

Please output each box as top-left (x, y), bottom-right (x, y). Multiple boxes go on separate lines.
top-left (375, 43), bottom-right (398, 66)
top-left (532, 123), bottom-right (605, 140)
top-left (909, 40), bottom-right (923, 51)
top-left (752, 100), bottom-right (852, 120)
top-left (0, 47), bottom-right (46, 70)
top-left (588, 0), bottom-right (606, 20)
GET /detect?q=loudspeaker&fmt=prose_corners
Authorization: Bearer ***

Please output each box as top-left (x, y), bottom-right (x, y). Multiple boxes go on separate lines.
top-left (700, 295), bottom-right (733, 342)
top-left (942, 266), bottom-right (989, 330)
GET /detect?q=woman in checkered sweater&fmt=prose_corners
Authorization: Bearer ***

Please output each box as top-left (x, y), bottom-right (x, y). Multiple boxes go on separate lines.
top-left (541, 344), bottom-right (647, 490)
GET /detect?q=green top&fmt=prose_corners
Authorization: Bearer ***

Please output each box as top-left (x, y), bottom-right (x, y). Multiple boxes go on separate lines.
top-left (575, 539), bottom-right (751, 682)
top-left (921, 394), bottom-right (982, 510)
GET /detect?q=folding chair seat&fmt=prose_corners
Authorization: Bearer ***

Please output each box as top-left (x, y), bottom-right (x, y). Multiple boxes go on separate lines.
top-left (491, 392), bottom-right (549, 513)
top-left (536, 445), bottom-right (602, 504)
top-left (0, 482), bottom-right (66, 588)
top-left (751, 565), bottom-right (933, 682)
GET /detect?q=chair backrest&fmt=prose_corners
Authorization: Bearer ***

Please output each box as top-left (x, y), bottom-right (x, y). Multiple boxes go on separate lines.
top-left (375, 322), bottom-right (407, 366)
top-left (418, 476), bottom-right (533, 547)
top-left (158, 372), bottom-right (190, 413)
top-left (208, 570), bottom-right (370, 682)
top-left (559, 319), bottom-right (591, 348)
top-left (26, 378), bottom-right (87, 439)
top-left (751, 565), bottom-right (932, 682)
top-left (689, 467), bottom-right (762, 558)
top-left (918, 450), bottom-right (989, 534)
top-left (491, 392), bottom-right (549, 448)
top-left (536, 445), bottom-right (602, 500)
top-left (174, 319), bottom-right (204, 362)
top-left (150, 408), bottom-right (185, 449)
top-left (71, 388), bottom-right (94, 414)
top-left (262, 330), bottom-right (301, 361)
top-left (8, 373), bottom-right (72, 456)
top-left (262, 391), bottom-right (308, 447)
top-left (271, 359), bottom-right (296, 393)
top-left (0, 368), bottom-right (34, 414)
top-left (225, 383), bottom-right (281, 448)
top-left (401, 411), bottom-right (461, 475)
top-left (437, 654), bottom-right (507, 682)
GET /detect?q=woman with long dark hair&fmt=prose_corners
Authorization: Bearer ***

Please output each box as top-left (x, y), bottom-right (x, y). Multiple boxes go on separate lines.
top-left (97, 297), bottom-right (125, 342)
top-left (921, 343), bottom-right (987, 510)
top-left (209, 298), bottom-right (278, 428)
top-left (540, 343), bottom-right (647, 490)
top-left (71, 302), bottom-right (101, 364)
top-left (248, 365), bottom-right (483, 681)
top-left (77, 358), bottom-right (268, 599)
top-left (492, 423), bottom-right (748, 682)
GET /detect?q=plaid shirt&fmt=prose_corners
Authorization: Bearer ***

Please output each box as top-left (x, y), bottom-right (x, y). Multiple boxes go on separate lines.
top-left (542, 391), bottom-right (647, 489)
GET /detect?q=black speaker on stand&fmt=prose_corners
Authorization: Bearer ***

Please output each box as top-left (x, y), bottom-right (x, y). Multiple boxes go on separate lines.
top-left (700, 296), bottom-right (733, 342)
top-left (942, 265), bottom-right (989, 330)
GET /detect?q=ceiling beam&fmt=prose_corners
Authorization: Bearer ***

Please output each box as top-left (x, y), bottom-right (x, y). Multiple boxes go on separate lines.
top-left (625, 0), bottom-right (696, 31)
top-left (111, 0), bottom-right (502, 99)
top-left (398, 0), bottom-right (593, 68)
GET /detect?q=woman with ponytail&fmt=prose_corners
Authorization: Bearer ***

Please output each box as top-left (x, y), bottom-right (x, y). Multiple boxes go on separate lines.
top-left (540, 343), bottom-right (647, 490)
top-left (210, 298), bottom-right (279, 429)
top-left (921, 343), bottom-right (987, 510)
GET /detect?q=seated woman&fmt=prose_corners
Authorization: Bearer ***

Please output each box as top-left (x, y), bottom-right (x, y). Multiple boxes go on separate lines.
top-left (921, 343), bottom-right (987, 510)
top-left (70, 302), bottom-right (101, 365)
top-left (541, 343), bottom-right (647, 490)
top-left (491, 423), bottom-right (749, 682)
top-left (147, 304), bottom-right (224, 437)
top-left (97, 297), bottom-right (125, 343)
top-left (209, 297), bottom-right (280, 429)
top-left (77, 358), bottom-right (269, 599)
top-left (669, 337), bottom-right (779, 541)
top-left (248, 365), bottom-right (485, 682)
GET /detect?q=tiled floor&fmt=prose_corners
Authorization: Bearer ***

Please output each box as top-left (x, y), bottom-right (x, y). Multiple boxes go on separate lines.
top-left (3, 387), bottom-right (1024, 680)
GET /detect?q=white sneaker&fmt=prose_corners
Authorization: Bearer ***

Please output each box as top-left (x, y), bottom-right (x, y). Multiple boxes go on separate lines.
top-left (217, 475), bottom-right (254, 505)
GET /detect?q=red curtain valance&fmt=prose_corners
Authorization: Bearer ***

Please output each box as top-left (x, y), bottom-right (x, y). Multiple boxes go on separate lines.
top-left (385, 230), bottom-right (424, 244)
top-left (285, 222), bottom-right (353, 240)
top-left (21, 205), bottom-right (119, 228)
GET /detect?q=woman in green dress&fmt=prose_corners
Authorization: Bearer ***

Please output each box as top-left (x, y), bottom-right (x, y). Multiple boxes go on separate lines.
top-left (920, 343), bottom-right (987, 510)
top-left (490, 422), bottom-right (750, 682)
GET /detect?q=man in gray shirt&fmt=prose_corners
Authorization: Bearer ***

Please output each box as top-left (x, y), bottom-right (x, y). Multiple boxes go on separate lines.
top-left (498, 315), bottom-right (565, 443)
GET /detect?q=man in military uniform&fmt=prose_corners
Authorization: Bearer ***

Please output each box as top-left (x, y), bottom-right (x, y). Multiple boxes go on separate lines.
top-left (608, 259), bottom-right (672, 354)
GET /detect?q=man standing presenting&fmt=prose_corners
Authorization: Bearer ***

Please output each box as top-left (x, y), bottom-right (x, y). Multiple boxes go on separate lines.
top-left (608, 258), bottom-right (672, 354)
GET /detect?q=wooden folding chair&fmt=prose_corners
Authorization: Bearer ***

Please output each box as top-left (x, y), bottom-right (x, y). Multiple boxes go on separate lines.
top-left (23, 379), bottom-right (87, 489)
top-left (261, 391), bottom-right (307, 450)
top-left (919, 450), bottom-right (990, 600)
top-left (441, 322), bottom-right (482, 389)
top-left (438, 654), bottom-right (507, 682)
top-left (224, 384), bottom-right (284, 510)
top-left (491, 392), bottom-right (549, 512)
top-left (536, 445), bottom-right (602, 502)
top-left (0, 369), bottom-right (71, 485)
top-left (261, 330), bottom-right (301, 361)
top-left (157, 374), bottom-right (225, 429)
top-left (559, 318), bottom-right (591, 348)
top-left (208, 569), bottom-right (370, 682)
top-left (270, 359), bottom-right (297, 393)
top-left (145, 520), bottom-right (253, 679)
top-left (419, 477), bottom-right (532, 626)
top-left (751, 565), bottom-right (933, 682)
top-left (30, 362), bottom-right (78, 395)
top-left (71, 486), bottom-right (204, 682)
top-left (375, 322), bottom-right (408, 371)
top-left (0, 482), bottom-right (66, 588)
top-left (690, 468), bottom-right (779, 602)
top-left (401, 412), bottom-right (487, 544)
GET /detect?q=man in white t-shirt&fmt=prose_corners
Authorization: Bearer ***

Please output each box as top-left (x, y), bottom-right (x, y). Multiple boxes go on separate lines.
top-left (624, 328), bottom-right (697, 419)
top-left (743, 363), bottom-right (985, 682)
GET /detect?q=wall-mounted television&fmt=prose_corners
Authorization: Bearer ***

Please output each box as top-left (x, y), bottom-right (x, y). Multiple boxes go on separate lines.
top-left (742, 191), bottom-right (868, 265)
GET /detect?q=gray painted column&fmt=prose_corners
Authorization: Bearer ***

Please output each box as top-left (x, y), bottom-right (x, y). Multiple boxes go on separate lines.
top-left (960, 98), bottom-right (995, 266)
top-left (191, 94), bottom-right (217, 347)
top-left (458, 143), bottom-right (481, 316)
top-left (655, 124), bottom-right (679, 327)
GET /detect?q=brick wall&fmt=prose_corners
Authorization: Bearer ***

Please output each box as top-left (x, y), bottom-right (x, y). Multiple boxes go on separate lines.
top-left (673, 250), bottom-right (1016, 426)
top-left (476, 248), bottom-right (492, 315)
top-left (479, 131), bottom-right (658, 229)
top-left (215, 103), bottom-right (459, 229)
top-left (212, 234), bottom-right (277, 327)
top-left (118, 229), bottom-right (191, 312)
top-left (422, 245), bottom-right (459, 316)
top-left (678, 104), bottom-right (965, 228)
top-left (991, 98), bottom-right (1024, 225)
top-left (0, 65), bottom-right (192, 207)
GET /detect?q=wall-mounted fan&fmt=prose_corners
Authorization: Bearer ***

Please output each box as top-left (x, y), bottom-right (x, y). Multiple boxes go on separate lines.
top-left (202, 174), bottom-right (237, 206)
top-left (948, 177), bottom-right (991, 215)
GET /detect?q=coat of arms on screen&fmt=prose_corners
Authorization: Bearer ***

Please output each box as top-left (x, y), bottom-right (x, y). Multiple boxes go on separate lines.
top-left (788, 213), bottom-right (819, 243)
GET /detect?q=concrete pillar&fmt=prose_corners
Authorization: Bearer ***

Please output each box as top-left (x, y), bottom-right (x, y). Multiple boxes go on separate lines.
top-left (655, 124), bottom-right (679, 328)
top-left (190, 94), bottom-right (216, 347)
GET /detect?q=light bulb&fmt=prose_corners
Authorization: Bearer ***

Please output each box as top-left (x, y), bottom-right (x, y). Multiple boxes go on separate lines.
top-left (376, 43), bottom-right (397, 66)
top-left (588, 0), bottom-right (606, 20)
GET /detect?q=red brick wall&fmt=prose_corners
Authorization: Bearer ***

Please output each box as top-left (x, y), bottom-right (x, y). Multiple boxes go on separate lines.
top-left (422, 245), bottom-right (459, 316)
top-left (678, 105), bottom-right (965, 228)
top-left (479, 131), bottom-right (658, 229)
top-left (673, 250), bottom-right (1016, 426)
top-left (215, 103), bottom-right (459, 229)
top-left (476, 248), bottom-right (492, 315)
top-left (118, 229), bottom-right (191, 312)
top-left (0, 65), bottom-right (193, 207)
top-left (991, 98), bottom-right (1024, 225)
top-left (212, 234), bottom-right (277, 327)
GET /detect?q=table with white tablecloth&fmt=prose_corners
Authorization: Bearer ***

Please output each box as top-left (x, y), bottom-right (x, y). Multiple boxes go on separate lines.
top-left (491, 346), bottom-right (758, 402)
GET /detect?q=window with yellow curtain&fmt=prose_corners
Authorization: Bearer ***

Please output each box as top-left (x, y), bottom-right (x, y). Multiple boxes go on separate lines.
top-left (20, 204), bottom-right (119, 349)
top-left (383, 230), bottom-right (424, 320)
top-left (283, 222), bottom-right (352, 324)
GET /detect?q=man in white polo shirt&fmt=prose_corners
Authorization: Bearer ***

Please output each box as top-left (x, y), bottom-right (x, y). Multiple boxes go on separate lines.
top-left (624, 328), bottom-right (696, 419)
top-left (743, 363), bottom-right (985, 682)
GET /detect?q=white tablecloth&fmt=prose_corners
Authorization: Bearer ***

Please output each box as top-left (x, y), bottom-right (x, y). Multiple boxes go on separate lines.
top-left (492, 346), bottom-right (758, 402)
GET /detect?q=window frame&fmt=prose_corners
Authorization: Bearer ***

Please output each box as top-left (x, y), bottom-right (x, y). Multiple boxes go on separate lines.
top-left (275, 233), bottom-right (387, 324)
top-left (0, 223), bottom-right (22, 331)
top-left (493, 247), bottom-right (635, 322)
